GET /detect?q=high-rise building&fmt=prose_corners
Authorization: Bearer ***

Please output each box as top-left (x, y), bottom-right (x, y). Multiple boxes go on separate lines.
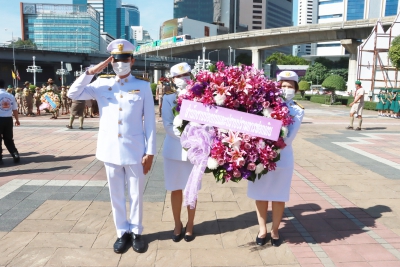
top-left (239, 0), bottom-right (294, 57)
top-left (73, 0), bottom-right (140, 40)
top-left (296, 0), bottom-right (318, 56)
top-left (173, 0), bottom-right (214, 24)
top-left (315, 0), bottom-right (400, 56)
top-left (21, 2), bottom-right (100, 53)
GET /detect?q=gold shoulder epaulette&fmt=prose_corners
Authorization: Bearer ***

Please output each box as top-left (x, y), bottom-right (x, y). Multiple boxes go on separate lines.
top-left (99, 74), bottom-right (115, 78)
top-left (293, 100), bottom-right (305, 109)
top-left (135, 75), bottom-right (150, 82)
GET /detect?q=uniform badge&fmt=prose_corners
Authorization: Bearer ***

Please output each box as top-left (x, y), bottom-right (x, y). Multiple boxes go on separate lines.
top-left (128, 89), bottom-right (141, 94)
top-left (117, 43), bottom-right (124, 52)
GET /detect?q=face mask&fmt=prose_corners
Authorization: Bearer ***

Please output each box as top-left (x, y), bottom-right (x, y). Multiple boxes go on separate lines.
top-left (284, 89), bottom-right (295, 101)
top-left (112, 62), bottom-right (131, 76)
top-left (174, 76), bottom-right (191, 89)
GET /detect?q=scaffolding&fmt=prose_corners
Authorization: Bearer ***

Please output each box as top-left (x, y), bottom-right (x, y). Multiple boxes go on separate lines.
top-left (357, 13), bottom-right (400, 101)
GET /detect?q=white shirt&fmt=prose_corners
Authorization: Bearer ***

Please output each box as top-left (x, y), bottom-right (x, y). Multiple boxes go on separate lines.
top-left (67, 73), bottom-right (156, 166)
top-left (0, 89), bottom-right (17, 117)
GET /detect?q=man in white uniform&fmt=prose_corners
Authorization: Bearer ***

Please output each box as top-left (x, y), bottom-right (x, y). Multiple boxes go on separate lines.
top-left (68, 39), bottom-right (156, 254)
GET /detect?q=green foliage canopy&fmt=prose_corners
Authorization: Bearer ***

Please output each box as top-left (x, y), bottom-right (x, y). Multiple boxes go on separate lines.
top-left (303, 62), bottom-right (328, 85)
top-left (265, 52), bottom-right (309, 65)
top-left (8, 39), bottom-right (37, 49)
top-left (321, 74), bottom-right (346, 91)
top-left (150, 83), bottom-right (157, 96)
top-left (389, 37), bottom-right (400, 69)
top-left (298, 80), bottom-right (311, 91)
top-left (235, 53), bottom-right (252, 66)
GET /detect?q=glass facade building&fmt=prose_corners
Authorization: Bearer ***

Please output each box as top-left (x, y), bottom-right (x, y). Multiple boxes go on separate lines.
top-left (346, 0), bottom-right (365, 20)
top-left (73, 0), bottom-right (139, 40)
top-left (385, 0), bottom-right (399, 16)
top-left (173, 0), bottom-right (214, 24)
top-left (22, 3), bottom-right (100, 53)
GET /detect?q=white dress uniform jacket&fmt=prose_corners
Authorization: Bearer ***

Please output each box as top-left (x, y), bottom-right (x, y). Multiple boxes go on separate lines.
top-left (247, 100), bottom-right (304, 202)
top-left (162, 92), bottom-right (195, 191)
top-left (162, 92), bottom-right (187, 161)
top-left (67, 73), bottom-right (156, 164)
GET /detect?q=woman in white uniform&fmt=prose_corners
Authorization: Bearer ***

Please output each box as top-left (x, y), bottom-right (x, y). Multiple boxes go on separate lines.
top-left (247, 71), bottom-right (304, 247)
top-left (162, 62), bottom-right (196, 242)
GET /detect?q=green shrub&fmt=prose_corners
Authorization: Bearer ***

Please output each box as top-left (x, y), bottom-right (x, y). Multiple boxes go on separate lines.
top-left (150, 83), bottom-right (157, 96)
top-left (364, 101), bottom-right (378, 111)
top-left (298, 80), bottom-right (310, 91)
top-left (310, 95), bottom-right (328, 104)
top-left (322, 75), bottom-right (346, 91)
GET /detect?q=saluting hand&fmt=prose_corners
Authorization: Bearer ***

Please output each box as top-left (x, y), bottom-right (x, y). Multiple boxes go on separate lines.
top-left (142, 154), bottom-right (154, 175)
top-left (87, 56), bottom-right (113, 75)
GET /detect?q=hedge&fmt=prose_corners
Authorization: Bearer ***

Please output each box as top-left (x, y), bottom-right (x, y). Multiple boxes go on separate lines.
top-left (293, 94), bottom-right (378, 110)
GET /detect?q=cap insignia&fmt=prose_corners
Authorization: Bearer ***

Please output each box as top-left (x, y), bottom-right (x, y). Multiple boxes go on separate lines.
top-left (285, 72), bottom-right (291, 77)
top-left (118, 44), bottom-right (124, 52)
top-left (178, 65), bottom-right (184, 72)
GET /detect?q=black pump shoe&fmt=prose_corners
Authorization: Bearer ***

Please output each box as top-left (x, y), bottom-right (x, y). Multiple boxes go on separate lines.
top-left (172, 225), bottom-right (184, 242)
top-left (256, 233), bottom-right (267, 246)
top-left (113, 232), bottom-right (131, 254)
top-left (271, 237), bottom-right (282, 247)
top-left (184, 224), bottom-right (195, 242)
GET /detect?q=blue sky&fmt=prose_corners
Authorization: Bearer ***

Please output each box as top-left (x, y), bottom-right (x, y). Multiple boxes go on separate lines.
top-left (0, 0), bottom-right (298, 43)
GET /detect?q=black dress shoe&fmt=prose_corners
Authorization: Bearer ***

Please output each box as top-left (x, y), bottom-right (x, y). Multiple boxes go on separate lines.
top-left (113, 232), bottom-right (131, 254)
top-left (11, 152), bottom-right (20, 163)
top-left (184, 224), bottom-right (195, 242)
top-left (172, 225), bottom-right (184, 242)
top-left (131, 233), bottom-right (147, 253)
top-left (256, 233), bottom-right (267, 246)
top-left (271, 237), bottom-right (282, 247)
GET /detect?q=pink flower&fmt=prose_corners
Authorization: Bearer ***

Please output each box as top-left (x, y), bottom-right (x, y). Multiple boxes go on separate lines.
top-left (233, 169), bottom-right (241, 178)
top-left (247, 162), bottom-right (256, 171)
top-left (227, 147), bottom-right (245, 165)
top-left (222, 130), bottom-right (242, 149)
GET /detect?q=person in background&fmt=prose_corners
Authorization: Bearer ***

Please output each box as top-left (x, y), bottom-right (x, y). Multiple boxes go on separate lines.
top-left (47, 78), bottom-right (59, 93)
top-left (155, 79), bottom-right (165, 117)
top-left (60, 86), bottom-right (69, 115)
top-left (247, 71), bottom-right (304, 247)
top-left (376, 89), bottom-right (384, 117)
top-left (389, 89), bottom-right (398, 118)
top-left (15, 88), bottom-right (24, 115)
top-left (346, 80), bottom-right (365, 131)
top-left (85, 99), bottom-right (94, 118)
top-left (23, 81), bottom-right (35, 116)
top-left (34, 87), bottom-right (42, 115)
top-left (66, 100), bottom-right (85, 130)
top-left (0, 79), bottom-right (20, 165)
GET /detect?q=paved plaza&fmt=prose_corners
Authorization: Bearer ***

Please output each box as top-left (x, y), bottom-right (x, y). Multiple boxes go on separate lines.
top-left (1, 101), bottom-right (400, 267)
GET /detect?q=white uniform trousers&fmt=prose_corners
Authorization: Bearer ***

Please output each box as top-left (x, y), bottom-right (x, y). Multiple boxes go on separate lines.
top-left (104, 162), bottom-right (145, 238)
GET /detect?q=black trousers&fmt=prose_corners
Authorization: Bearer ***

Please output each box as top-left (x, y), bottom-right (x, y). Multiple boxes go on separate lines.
top-left (0, 117), bottom-right (18, 159)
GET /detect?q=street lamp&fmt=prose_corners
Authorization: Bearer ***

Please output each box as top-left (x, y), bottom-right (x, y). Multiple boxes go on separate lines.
top-left (26, 56), bottom-right (43, 86)
top-left (5, 28), bottom-right (16, 87)
top-left (208, 49), bottom-right (220, 60)
top-left (56, 61), bottom-right (69, 87)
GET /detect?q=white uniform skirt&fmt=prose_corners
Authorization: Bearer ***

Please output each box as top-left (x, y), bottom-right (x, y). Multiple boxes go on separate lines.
top-left (247, 146), bottom-right (294, 202)
top-left (164, 158), bottom-right (193, 191)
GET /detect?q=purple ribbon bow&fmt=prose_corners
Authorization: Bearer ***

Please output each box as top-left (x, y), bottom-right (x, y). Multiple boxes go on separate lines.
top-left (180, 124), bottom-right (215, 209)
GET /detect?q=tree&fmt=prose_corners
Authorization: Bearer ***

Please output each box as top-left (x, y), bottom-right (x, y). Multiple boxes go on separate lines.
top-left (303, 62), bottom-right (328, 85)
top-left (9, 39), bottom-right (37, 49)
top-left (322, 74), bottom-right (346, 91)
top-left (389, 35), bottom-right (400, 68)
top-left (298, 80), bottom-right (310, 98)
top-left (265, 52), bottom-right (309, 65)
top-left (322, 74), bottom-right (346, 105)
top-left (235, 53), bottom-right (252, 66)
top-left (330, 68), bottom-right (348, 82)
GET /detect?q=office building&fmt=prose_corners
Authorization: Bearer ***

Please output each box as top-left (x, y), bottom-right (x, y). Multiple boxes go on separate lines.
top-left (21, 2), bottom-right (100, 53)
top-left (73, 0), bottom-right (140, 40)
top-left (239, 0), bottom-right (294, 57)
top-left (173, 0), bottom-right (214, 24)
top-left (131, 26), bottom-right (153, 45)
top-left (295, 0), bottom-right (318, 56)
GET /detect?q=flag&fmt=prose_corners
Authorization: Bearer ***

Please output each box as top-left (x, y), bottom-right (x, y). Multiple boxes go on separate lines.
top-left (16, 69), bottom-right (20, 80)
top-left (11, 70), bottom-right (16, 79)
